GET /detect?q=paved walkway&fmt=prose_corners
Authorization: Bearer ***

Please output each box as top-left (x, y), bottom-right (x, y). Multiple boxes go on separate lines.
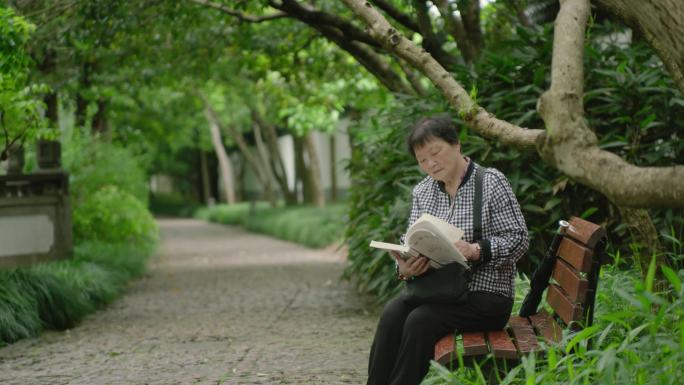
top-left (0, 219), bottom-right (377, 385)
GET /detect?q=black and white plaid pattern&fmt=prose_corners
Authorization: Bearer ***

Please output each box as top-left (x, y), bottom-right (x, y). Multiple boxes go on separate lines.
top-left (401, 160), bottom-right (529, 298)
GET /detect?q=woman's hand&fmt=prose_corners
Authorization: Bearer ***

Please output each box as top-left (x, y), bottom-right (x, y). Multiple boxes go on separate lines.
top-left (454, 240), bottom-right (481, 262)
top-left (391, 251), bottom-right (430, 279)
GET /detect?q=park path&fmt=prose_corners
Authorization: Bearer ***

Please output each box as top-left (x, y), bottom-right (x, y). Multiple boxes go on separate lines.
top-left (0, 219), bottom-right (378, 385)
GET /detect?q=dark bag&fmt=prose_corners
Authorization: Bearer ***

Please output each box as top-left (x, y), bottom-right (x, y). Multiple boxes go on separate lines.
top-left (400, 165), bottom-right (485, 305)
top-left (402, 262), bottom-right (471, 305)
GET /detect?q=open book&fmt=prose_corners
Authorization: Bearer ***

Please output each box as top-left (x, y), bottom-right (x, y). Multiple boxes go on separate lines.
top-left (369, 213), bottom-right (468, 269)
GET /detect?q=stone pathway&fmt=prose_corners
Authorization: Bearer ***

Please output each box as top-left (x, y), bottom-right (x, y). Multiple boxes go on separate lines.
top-left (0, 219), bottom-right (377, 385)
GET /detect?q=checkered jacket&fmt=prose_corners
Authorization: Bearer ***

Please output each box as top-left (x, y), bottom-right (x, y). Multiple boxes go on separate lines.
top-left (401, 160), bottom-right (528, 298)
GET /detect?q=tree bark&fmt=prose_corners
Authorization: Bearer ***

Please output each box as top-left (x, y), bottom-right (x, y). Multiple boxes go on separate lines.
top-left (433, 0), bottom-right (478, 63)
top-left (303, 132), bottom-right (325, 208)
top-left (413, 0), bottom-right (460, 69)
top-left (199, 150), bottom-right (212, 204)
top-left (251, 118), bottom-right (278, 207)
top-left (202, 106), bottom-right (236, 204)
top-left (456, 0), bottom-right (484, 60)
top-left (293, 134), bottom-right (307, 204)
top-left (75, 61), bottom-right (93, 128)
top-left (91, 98), bottom-right (109, 138)
top-left (594, 0), bottom-right (684, 95)
top-left (329, 133), bottom-right (337, 203)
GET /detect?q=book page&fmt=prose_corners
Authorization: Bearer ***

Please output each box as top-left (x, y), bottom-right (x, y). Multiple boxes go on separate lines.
top-left (369, 241), bottom-right (419, 260)
top-left (410, 213), bottom-right (464, 242)
top-left (405, 214), bottom-right (467, 267)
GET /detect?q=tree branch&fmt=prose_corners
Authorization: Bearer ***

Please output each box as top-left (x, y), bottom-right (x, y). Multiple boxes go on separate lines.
top-left (341, 0), bottom-right (543, 149)
top-left (188, 0), bottom-right (288, 22)
top-left (413, 0), bottom-right (460, 69)
top-left (269, 0), bottom-right (412, 94)
top-left (432, 0), bottom-right (477, 63)
top-left (456, 0), bottom-right (484, 60)
top-left (538, 0), bottom-right (684, 208)
top-left (271, 0), bottom-right (382, 49)
top-left (372, 0), bottom-right (421, 34)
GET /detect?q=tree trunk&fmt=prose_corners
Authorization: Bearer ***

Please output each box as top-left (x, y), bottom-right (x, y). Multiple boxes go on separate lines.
top-left (594, 0), bottom-right (684, 95)
top-left (329, 133), bottom-right (337, 203)
top-left (303, 132), bottom-right (325, 208)
top-left (199, 150), bottom-right (212, 204)
top-left (251, 109), bottom-right (296, 204)
top-left (252, 119), bottom-right (278, 207)
top-left (199, 94), bottom-right (277, 205)
top-left (91, 98), bottom-right (109, 138)
top-left (202, 106), bottom-right (236, 204)
top-left (75, 61), bottom-right (92, 128)
top-left (293, 135), bottom-right (307, 204)
top-left (456, 0), bottom-right (484, 60)
top-left (618, 206), bottom-right (671, 291)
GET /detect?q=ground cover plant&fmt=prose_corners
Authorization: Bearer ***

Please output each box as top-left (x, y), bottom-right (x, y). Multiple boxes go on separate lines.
top-left (196, 202), bottom-right (347, 248)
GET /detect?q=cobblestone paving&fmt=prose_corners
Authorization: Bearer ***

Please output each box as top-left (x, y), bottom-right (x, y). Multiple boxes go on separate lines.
top-left (0, 219), bottom-right (378, 385)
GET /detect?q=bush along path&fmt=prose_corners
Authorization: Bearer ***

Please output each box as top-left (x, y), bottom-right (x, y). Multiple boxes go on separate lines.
top-left (0, 219), bottom-right (377, 385)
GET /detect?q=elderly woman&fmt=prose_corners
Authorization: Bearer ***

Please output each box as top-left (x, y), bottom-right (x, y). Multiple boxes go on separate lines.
top-left (367, 115), bottom-right (529, 385)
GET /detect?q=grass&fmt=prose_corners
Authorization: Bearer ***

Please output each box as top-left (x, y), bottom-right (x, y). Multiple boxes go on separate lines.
top-left (0, 241), bottom-right (156, 344)
top-left (421, 255), bottom-right (684, 385)
top-left (195, 202), bottom-right (347, 248)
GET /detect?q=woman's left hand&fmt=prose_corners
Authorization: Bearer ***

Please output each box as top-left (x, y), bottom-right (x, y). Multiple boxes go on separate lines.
top-left (454, 240), bottom-right (480, 262)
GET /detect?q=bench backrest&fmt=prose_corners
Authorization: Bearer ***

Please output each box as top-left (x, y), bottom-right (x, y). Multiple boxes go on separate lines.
top-left (545, 216), bottom-right (606, 328)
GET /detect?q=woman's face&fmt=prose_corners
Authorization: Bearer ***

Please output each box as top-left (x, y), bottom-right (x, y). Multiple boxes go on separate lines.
top-left (414, 137), bottom-right (462, 182)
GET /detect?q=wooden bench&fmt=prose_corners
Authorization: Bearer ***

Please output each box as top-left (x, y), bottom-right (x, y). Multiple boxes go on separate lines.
top-left (434, 216), bottom-right (607, 367)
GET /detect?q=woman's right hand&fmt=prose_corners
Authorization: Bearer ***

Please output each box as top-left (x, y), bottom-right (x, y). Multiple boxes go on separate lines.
top-left (391, 252), bottom-right (430, 279)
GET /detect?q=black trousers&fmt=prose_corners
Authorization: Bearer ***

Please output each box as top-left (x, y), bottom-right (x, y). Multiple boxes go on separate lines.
top-left (366, 291), bottom-right (513, 385)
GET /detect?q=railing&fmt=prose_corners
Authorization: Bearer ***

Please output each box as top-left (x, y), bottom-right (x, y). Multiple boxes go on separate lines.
top-left (0, 142), bottom-right (72, 268)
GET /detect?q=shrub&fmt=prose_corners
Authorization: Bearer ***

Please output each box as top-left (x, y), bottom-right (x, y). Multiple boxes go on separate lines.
top-left (198, 203), bottom-right (347, 248)
top-left (73, 185), bottom-right (158, 245)
top-left (63, 131), bottom-right (149, 205)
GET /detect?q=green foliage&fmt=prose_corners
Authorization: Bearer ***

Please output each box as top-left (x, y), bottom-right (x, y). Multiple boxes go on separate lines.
top-left (344, 99), bottom-right (437, 301)
top-left (63, 129), bottom-right (150, 205)
top-left (149, 193), bottom-right (203, 218)
top-left (197, 202), bottom-right (347, 248)
top-left (0, 241), bottom-right (155, 344)
top-left (73, 185), bottom-right (158, 245)
top-left (0, 7), bottom-right (52, 158)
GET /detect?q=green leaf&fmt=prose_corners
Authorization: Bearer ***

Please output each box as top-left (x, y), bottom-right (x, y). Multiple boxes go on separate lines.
top-left (580, 207), bottom-right (598, 219)
top-left (660, 265), bottom-right (681, 293)
top-left (645, 253), bottom-right (657, 293)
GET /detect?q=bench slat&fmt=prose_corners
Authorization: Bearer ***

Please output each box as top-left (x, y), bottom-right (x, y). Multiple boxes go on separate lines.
top-left (462, 331), bottom-right (489, 356)
top-left (508, 316), bottom-right (541, 354)
top-left (557, 237), bottom-right (593, 274)
top-left (552, 259), bottom-right (588, 302)
top-left (487, 329), bottom-right (518, 359)
top-left (566, 216), bottom-right (607, 249)
top-left (529, 310), bottom-right (563, 344)
top-left (547, 284), bottom-right (583, 325)
top-left (434, 334), bottom-right (456, 365)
